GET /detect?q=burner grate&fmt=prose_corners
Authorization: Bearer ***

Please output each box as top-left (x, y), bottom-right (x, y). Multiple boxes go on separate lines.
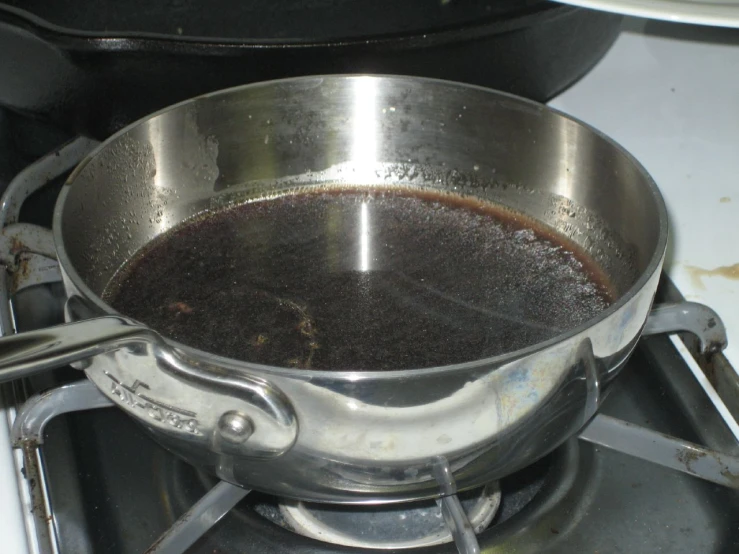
top-left (277, 483), bottom-right (501, 549)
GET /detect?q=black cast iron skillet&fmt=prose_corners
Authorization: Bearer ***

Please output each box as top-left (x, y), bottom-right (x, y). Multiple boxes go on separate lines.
top-left (0, 0), bottom-right (622, 138)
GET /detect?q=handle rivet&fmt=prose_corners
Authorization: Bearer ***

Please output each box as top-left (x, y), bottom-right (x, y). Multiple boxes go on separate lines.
top-left (217, 411), bottom-right (254, 444)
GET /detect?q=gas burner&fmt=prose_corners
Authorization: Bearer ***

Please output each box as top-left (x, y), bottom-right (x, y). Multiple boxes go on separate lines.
top-left (150, 438), bottom-right (586, 553)
top-left (277, 483), bottom-right (501, 549)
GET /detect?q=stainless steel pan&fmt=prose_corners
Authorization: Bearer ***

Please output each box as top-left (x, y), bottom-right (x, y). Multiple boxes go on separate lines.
top-left (0, 75), bottom-right (670, 503)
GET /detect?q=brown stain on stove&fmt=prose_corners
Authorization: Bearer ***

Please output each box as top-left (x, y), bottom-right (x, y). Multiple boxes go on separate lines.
top-left (713, 448), bottom-right (739, 487)
top-left (720, 196), bottom-right (731, 203)
top-left (676, 448), bottom-right (705, 473)
top-left (672, 446), bottom-right (739, 489)
top-left (11, 255), bottom-right (31, 292)
top-left (9, 236), bottom-right (25, 255)
top-left (720, 466), bottom-right (739, 488)
top-left (685, 263), bottom-right (739, 290)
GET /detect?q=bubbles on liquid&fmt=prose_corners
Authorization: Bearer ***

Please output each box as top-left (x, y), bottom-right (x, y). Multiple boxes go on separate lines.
top-left (513, 228), bottom-right (536, 243)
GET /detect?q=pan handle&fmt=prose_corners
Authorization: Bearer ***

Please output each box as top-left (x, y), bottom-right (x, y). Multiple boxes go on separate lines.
top-left (642, 302), bottom-right (727, 355)
top-left (0, 316), bottom-right (159, 384)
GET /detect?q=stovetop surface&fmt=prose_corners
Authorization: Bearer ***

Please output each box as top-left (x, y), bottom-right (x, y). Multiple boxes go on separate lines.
top-left (14, 282), bottom-right (737, 553)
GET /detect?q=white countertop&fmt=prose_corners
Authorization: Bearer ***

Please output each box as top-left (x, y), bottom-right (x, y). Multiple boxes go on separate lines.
top-left (2, 15), bottom-right (739, 554)
top-left (550, 18), bottom-right (739, 373)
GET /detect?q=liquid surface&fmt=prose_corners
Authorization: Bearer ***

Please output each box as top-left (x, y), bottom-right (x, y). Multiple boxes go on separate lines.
top-left (104, 187), bottom-right (613, 370)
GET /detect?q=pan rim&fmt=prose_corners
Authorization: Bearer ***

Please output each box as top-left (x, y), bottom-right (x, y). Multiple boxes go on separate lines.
top-left (53, 74), bottom-right (669, 381)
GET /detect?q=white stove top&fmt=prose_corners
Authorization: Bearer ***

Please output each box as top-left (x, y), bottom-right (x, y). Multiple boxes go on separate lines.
top-left (2, 15), bottom-right (739, 554)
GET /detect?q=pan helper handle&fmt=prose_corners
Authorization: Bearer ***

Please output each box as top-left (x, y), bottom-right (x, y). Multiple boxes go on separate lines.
top-left (643, 302), bottom-right (727, 355)
top-left (0, 316), bottom-right (159, 383)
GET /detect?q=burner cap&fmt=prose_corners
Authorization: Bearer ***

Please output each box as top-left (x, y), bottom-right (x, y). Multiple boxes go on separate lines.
top-left (279, 482), bottom-right (501, 550)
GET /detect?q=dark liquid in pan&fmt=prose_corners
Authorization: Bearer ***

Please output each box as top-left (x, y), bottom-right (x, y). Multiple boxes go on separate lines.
top-left (104, 187), bottom-right (613, 370)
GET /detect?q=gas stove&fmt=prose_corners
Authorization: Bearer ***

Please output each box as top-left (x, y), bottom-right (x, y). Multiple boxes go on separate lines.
top-left (2, 14), bottom-right (739, 554)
